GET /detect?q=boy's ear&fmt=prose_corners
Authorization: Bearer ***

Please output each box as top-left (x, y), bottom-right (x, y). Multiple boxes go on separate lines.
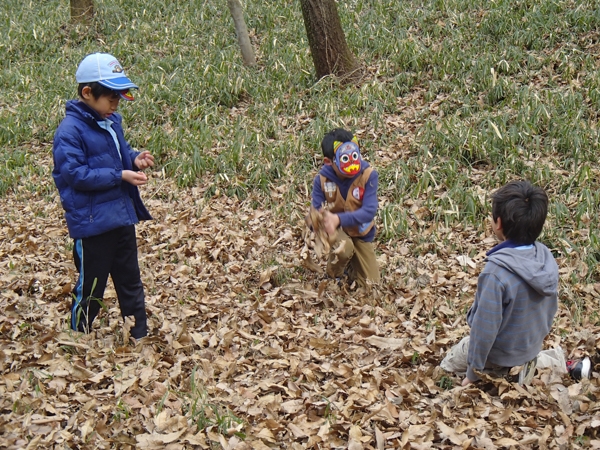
top-left (81, 85), bottom-right (93, 99)
top-left (323, 157), bottom-right (333, 166)
top-left (495, 216), bottom-right (502, 231)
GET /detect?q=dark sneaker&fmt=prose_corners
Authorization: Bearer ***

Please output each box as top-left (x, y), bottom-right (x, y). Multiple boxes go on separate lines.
top-left (566, 357), bottom-right (591, 380)
top-left (518, 357), bottom-right (538, 386)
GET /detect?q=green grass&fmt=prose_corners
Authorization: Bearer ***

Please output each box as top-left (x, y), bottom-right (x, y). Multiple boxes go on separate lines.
top-left (180, 367), bottom-right (245, 439)
top-left (2, 0), bottom-right (600, 279)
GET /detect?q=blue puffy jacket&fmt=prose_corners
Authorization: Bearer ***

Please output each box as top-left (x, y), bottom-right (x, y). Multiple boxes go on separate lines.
top-left (52, 100), bottom-right (152, 239)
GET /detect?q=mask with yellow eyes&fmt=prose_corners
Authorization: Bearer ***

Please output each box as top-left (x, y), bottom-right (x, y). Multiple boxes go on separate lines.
top-left (333, 138), bottom-right (361, 176)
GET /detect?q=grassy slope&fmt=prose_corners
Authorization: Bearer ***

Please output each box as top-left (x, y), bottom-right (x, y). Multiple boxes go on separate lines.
top-left (1, 0), bottom-right (600, 448)
top-left (3, 0), bottom-right (600, 275)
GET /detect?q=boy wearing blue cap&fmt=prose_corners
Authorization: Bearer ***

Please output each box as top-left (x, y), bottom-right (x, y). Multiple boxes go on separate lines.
top-left (52, 53), bottom-right (154, 339)
top-left (307, 128), bottom-right (380, 286)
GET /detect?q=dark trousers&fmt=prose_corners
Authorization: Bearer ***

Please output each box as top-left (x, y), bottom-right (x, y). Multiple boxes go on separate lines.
top-left (71, 225), bottom-right (147, 339)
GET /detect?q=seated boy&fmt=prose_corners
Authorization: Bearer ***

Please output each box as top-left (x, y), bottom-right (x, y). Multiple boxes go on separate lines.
top-left (307, 128), bottom-right (380, 287)
top-left (440, 180), bottom-right (561, 385)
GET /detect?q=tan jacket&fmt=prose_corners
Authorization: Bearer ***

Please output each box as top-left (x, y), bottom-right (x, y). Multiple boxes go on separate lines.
top-left (319, 167), bottom-right (374, 237)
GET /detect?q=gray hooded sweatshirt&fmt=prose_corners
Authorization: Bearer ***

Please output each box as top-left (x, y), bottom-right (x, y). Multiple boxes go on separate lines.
top-left (466, 241), bottom-right (559, 381)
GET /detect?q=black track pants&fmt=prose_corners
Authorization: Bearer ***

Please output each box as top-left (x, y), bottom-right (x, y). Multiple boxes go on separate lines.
top-left (71, 225), bottom-right (147, 339)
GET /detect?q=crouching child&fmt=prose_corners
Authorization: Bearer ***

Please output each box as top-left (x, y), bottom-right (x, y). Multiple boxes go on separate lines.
top-left (307, 128), bottom-right (380, 287)
top-left (440, 180), bottom-right (565, 386)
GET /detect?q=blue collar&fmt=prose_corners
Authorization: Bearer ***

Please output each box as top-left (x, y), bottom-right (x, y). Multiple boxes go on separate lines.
top-left (487, 240), bottom-right (533, 256)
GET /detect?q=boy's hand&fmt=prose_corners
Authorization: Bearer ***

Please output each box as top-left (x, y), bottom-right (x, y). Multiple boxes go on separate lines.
top-left (122, 170), bottom-right (148, 186)
top-left (322, 210), bottom-right (340, 235)
top-left (461, 376), bottom-right (475, 386)
top-left (135, 151), bottom-right (155, 170)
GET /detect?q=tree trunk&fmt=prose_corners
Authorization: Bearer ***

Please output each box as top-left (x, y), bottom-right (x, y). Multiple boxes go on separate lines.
top-left (70, 0), bottom-right (94, 23)
top-left (227, 0), bottom-right (256, 67)
top-left (299, 0), bottom-right (359, 80)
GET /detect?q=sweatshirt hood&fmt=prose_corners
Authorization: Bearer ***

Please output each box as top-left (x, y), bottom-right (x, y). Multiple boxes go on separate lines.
top-left (486, 241), bottom-right (558, 296)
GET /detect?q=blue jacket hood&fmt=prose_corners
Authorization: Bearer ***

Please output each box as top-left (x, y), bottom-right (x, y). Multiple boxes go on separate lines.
top-left (318, 161), bottom-right (371, 185)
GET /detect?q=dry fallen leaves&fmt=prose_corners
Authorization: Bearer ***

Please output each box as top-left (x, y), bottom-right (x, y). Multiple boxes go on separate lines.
top-left (306, 205), bottom-right (334, 258)
top-left (1, 151), bottom-right (599, 449)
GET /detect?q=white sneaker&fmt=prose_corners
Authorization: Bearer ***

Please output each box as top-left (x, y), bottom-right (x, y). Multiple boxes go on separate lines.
top-left (518, 357), bottom-right (538, 386)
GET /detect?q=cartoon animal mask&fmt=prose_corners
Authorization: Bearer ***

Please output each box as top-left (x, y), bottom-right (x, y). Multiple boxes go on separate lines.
top-left (333, 138), bottom-right (361, 176)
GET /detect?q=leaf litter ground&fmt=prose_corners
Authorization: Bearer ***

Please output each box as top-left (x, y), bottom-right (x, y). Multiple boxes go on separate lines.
top-left (2, 131), bottom-right (600, 448)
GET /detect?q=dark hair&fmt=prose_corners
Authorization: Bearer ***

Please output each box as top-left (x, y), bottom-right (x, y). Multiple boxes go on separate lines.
top-left (78, 82), bottom-right (117, 100)
top-left (320, 128), bottom-right (355, 159)
top-left (491, 180), bottom-right (548, 244)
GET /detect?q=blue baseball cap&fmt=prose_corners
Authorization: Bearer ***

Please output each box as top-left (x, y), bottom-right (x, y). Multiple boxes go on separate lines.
top-left (76, 53), bottom-right (138, 100)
